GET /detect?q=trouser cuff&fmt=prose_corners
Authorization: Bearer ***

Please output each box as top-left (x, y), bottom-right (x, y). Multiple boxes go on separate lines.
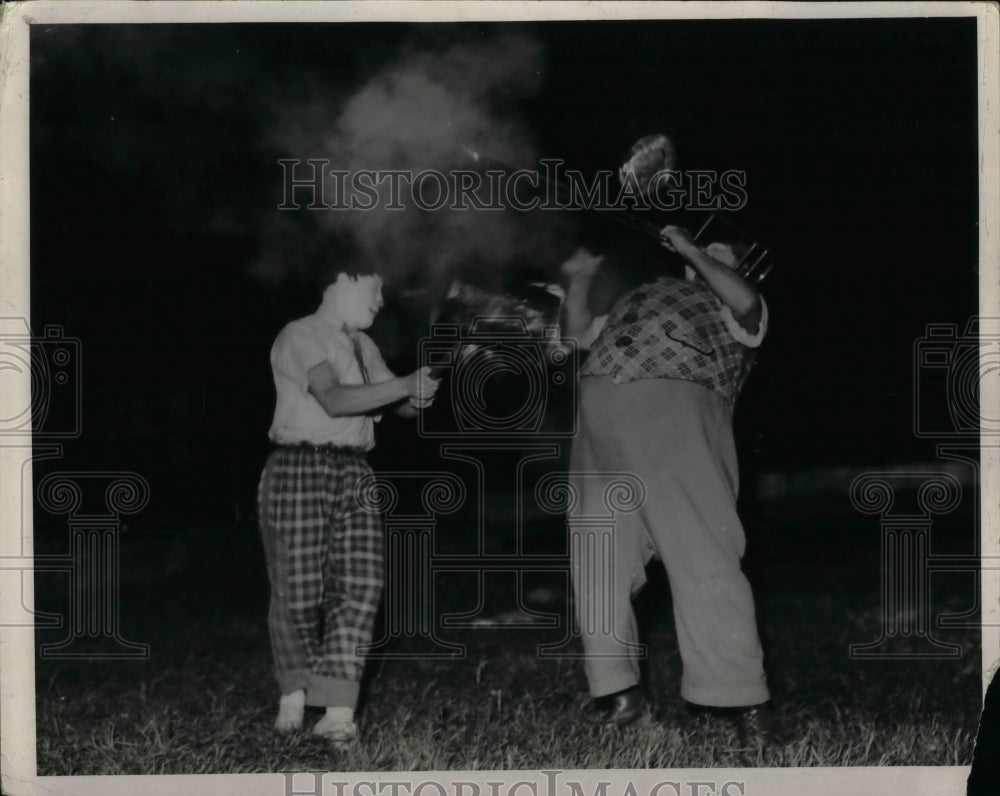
top-left (588, 671), bottom-right (641, 699)
top-left (681, 680), bottom-right (771, 708)
top-left (276, 669), bottom-right (310, 696)
top-left (306, 675), bottom-right (360, 708)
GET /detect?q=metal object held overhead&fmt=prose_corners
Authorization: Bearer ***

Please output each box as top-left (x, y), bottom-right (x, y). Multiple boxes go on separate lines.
top-left (461, 141), bottom-right (776, 286)
top-left (691, 213), bottom-right (775, 286)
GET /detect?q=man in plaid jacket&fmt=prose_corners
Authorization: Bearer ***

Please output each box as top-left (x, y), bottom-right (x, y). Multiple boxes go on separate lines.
top-left (561, 225), bottom-right (772, 739)
top-left (257, 261), bottom-right (439, 746)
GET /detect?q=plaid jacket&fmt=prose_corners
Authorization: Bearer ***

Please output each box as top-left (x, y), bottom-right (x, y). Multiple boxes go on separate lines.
top-left (579, 276), bottom-right (767, 407)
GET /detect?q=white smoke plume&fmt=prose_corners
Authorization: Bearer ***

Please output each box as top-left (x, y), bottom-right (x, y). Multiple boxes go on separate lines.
top-left (254, 32), bottom-right (573, 292)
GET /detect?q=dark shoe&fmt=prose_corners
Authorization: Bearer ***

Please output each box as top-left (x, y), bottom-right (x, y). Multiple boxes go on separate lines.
top-left (685, 702), bottom-right (783, 750)
top-left (736, 703), bottom-right (777, 750)
top-left (595, 687), bottom-right (645, 728)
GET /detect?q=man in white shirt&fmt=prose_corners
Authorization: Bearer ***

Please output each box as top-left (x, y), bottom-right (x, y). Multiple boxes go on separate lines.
top-left (257, 263), bottom-right (438, 747)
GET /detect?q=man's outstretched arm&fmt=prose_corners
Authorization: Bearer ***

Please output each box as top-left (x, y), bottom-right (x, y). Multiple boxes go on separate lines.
top-left (307, 363), bottom-right (438, 418)
top-left (559, 247), bottom-right (607, 349)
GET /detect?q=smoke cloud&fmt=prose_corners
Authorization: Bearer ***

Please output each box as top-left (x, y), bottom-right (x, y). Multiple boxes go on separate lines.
top-left (254, 32), bottom-right (575, 293)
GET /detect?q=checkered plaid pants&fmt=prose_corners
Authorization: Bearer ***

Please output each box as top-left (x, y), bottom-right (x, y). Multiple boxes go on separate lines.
top-left (257, 447), bottom-right (384, 707)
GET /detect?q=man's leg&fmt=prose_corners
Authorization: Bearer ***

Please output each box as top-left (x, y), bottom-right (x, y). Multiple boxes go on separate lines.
top-left (311, 456), bottom-right (385, 741)
top-left (592, 379), bottom-right (769, 708)
top-left (570, 377), bottom-right (650, 700)
top-left (258, 449), bottom-right (332, 730)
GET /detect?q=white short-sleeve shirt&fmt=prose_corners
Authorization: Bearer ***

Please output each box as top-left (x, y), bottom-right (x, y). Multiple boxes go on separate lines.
top-left (267, 313), bottom-right (395, 449)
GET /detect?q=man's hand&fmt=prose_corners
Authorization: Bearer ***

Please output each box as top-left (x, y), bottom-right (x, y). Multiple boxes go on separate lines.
top-left (659, 224), bottom-right (698, 255)
top-left (560, 247), bottom-right (604, 283)
top-left (405, 366), bottom-right (440, 406)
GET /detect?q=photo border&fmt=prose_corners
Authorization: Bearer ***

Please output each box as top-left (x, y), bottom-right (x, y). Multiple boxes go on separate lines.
top-left (1, 2), bottom-right (996, 795)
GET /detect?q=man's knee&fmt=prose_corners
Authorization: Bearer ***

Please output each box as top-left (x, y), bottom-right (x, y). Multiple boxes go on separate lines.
top-left (333, 572), bottom-right (384, 608)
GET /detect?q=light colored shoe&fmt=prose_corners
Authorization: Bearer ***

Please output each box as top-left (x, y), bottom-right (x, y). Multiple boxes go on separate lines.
top-left (274, 690), bottom-right (305, 733)
top-left (311, 714), bottom-right (359, 749)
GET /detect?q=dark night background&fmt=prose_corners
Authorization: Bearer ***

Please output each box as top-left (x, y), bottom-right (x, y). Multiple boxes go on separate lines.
top-left (29, 18), bottom-right (980, 530)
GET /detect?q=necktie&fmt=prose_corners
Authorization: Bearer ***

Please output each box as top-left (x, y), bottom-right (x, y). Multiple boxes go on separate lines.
top-left (350, 332), bottom-right (371, 384)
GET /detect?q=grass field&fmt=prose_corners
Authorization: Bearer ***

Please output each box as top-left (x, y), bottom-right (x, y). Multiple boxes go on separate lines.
top-left (33, 496), bottom-right (982, 774)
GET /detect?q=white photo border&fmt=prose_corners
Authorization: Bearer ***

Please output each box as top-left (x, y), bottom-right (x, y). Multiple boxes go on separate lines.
top-left (1, 2), bottom-right (997, 795)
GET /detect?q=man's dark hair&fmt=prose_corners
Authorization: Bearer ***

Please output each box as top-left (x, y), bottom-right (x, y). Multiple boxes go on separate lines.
top-left (315, 243), bottom-right (379, 290)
